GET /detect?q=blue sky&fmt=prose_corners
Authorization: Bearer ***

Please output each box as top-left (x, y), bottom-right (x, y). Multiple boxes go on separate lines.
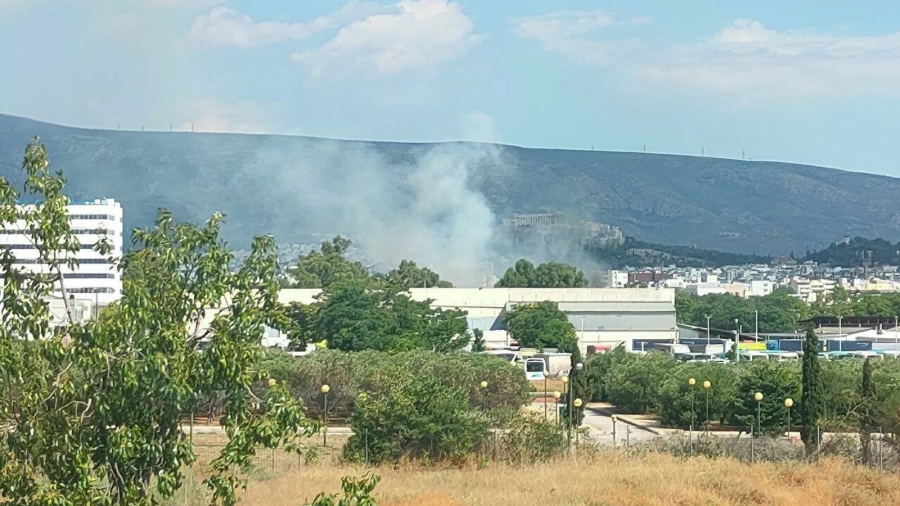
top-left (2, 0), bottom-right (900, 175)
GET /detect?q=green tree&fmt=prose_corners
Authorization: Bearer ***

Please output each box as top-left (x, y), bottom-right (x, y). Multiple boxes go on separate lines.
top-left (726, 361), bottom-right (801, 435)
top-left (289, 236), bottom-right (370, 288)
top-left (860, 358), bottom-right (876, 465)
top-left (278, 301), bottom-right (320, 350)
top-left (657, 362), bottom-right (738, 428)
top-left (495, 259), bottom-right (588, 288)
top-left (317, 280), bottom-right (469, 353)
top-left (381, 259), bottom-right (452, 289)
top-left (0, 139), bottom-right (315, 505)
top-left (605, 351), bottom-right (676, 414)
top-left (343, 370), bottom-right (489, 464)
top-left (504, 301), bottom-right (577, 352)
top-left (800, 326), bottom-right (825, 455)
top-left (470, 328), bottom-right (486, 352)
top-left (563, 347), bottom-right (590, 427)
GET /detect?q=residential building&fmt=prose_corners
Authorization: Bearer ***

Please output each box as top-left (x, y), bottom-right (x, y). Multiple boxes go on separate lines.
top-left (607, 270), bottom-right (629, 288)
top-left (1, 198), bottom-right (123, 315)
top-left (749, 280), bottom-right (774, 297)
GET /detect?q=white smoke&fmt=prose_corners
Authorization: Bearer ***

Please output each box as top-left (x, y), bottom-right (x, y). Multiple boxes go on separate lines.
top-left (247, 138), bottom-right (503, 285)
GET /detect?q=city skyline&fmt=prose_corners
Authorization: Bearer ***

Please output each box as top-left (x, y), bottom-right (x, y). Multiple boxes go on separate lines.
top-left (2, 1), bottom-right (900, 175)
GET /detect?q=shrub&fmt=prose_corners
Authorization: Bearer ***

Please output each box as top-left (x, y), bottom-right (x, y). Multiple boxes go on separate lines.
top-left (260, 350), bottom-right (532, 421)
top-left (657, 362), bottom-right (737, 429)
top-left (726, 361), bottom-right (801, 435)
top-left (496, 413), bottom-right (567, 465)
top-left (604, 351), bottom-right (677, 413)
top-left (342, 371), bottom-right (489, 464)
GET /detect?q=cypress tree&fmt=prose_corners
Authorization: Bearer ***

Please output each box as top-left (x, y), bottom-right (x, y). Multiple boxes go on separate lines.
top-left (565, 346), bottom-right (589, 427)
top-left (860, 357), bottom-right (876, 465)
top-left (800, 326), bottom-right (825, 456)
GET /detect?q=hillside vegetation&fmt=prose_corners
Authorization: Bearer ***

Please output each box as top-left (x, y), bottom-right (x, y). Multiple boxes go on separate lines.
top-left (805, 236), bottom-right (900, 267)
top-left (4, 114), bottom-right (900, 254)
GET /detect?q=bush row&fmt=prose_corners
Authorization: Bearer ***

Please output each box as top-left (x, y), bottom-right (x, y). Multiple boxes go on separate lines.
top-left (586, 349), bottom-right (900, 434)
top-left (259, 349), bottom-right (532, 421)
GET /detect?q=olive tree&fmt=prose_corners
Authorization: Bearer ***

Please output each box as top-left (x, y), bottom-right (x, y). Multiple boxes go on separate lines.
top-left (0, 138), bottom-right (316, 505)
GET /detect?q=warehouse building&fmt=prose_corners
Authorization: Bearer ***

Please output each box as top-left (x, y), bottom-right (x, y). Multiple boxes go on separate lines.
top-left (276, 287), bottom-right (677, 353)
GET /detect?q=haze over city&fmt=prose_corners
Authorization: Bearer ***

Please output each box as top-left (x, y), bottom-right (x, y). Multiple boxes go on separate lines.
top-left (2, 0), bottom-right (900, 174)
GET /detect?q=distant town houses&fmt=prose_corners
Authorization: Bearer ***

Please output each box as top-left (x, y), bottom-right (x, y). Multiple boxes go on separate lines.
top-left (607, 260), bottom-right (900, 302)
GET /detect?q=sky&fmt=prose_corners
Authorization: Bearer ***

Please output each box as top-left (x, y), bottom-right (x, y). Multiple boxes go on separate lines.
top-left (2, 0), bottom-right (900, 175)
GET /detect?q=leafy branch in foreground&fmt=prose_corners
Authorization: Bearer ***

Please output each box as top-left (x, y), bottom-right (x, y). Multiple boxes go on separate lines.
top-left (306, 474), bottom-right (380, 506)
top-left (0, 138), bottom-right (317, 505)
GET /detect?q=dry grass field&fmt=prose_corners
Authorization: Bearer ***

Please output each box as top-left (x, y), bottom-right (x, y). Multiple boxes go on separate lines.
top-left (223, 452), bottom-right (900, 506)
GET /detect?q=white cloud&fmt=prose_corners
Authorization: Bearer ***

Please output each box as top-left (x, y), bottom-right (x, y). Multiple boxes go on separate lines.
top-left (511, 9), bottom-right (650, 65)
top-left (514, 12), bottom-right (900, 102)
top-left (180, 97), bottom-right (277, 134)
top-left (637, 20), bottom-right (900, 100)
top-left (292, 0), bottom-right (481, 77)
top-left (189, 2), bottom-right (390, 49)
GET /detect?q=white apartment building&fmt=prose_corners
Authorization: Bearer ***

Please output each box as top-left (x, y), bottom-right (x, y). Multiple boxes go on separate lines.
top-left (789, 277), bottom-right (835, 303)
top-left (607, 270), bottom-right (629, 288)
top-left (749, 280), bottom-right (774, 297)
top-left (1, 198), bottom-right (123, 313)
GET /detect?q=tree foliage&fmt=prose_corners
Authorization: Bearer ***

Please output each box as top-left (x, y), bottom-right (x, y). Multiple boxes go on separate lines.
top-left (289, 236), bottom-right (370, 289)
top-left (316, 280), bottom-right (469, 353)
top-left (495, 259), bottom-right (588, 288)
top-left (799, 327), bottom-right (825, 454)
top-left (676, 291), bottom-right (811, 333)
top-left (0, 138), bottom-right (315, 505)
top-left (503, 301), bottom-right (577, 352)
top-left (379, 259), bottom-right (452, 289)
top-left (860, 358), bottom-right (876, 465)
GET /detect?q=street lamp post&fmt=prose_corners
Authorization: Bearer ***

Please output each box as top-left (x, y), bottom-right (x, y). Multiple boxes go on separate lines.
top-left (611, 414), bottom-right (618, 448)
top-left (755, 310), bottom-right (759, 342)
top-left (572, 398), bottom-right (583, 451)
top-left (321, 384), bottom-right (330, 447)
top-left (543, 371), bottom-right (549, 420)
top-left (734, 319), bottom-right (740, 363)
top-left (689, 378), bottom-right (696, 455)
top-left (480, 380), bottom-right (488, 411)
top-left (754, 392), bottom-right (763, 437)
top-left (705, 315), bottom-right (711, 346)
top-left (838, 315), bottom-right (843, 352)
top-left (784, 398), bottom-right (794, 440)
top-left (553, 391), bottom-right (561, 426)
top-left (703, 380), bottom-right (712, 436)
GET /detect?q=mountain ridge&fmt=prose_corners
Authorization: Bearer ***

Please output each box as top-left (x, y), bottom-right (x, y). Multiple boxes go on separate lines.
top-left (2, 113), bottom-right (899, 257)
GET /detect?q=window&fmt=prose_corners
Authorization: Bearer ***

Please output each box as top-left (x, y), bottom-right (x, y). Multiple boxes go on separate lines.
top-left (70, 229), bottom-right (114, 235)
top-left (62, 273), bottom-right (115, 279)
top-left (66, 287), bottom-right (116, 294)
top-left (3, 244), bottom-right (95, 250)
top-left (68, 214), bottom-right (115, 220)
top-left (12, 258), bottom-right (112, 264)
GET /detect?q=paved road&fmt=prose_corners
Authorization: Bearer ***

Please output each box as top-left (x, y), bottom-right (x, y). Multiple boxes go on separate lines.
top-left (580, 407), bottom-right (658, 446)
